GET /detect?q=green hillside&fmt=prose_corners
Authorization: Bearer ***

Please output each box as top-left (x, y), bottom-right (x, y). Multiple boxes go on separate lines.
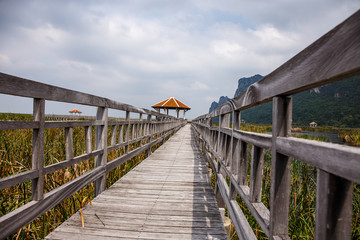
top-left (241, 76), bottom-right (360, 128)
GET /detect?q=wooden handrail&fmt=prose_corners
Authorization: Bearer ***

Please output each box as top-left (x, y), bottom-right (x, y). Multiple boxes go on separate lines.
top-left (192, 10), bottom-right (360, 240)
top-left (0, 76), bottom-right (186, 239)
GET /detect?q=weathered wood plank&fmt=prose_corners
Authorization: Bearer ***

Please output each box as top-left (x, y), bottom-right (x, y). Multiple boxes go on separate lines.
top-left (276, 136), bottom-right (360, 183)
top-left (43, 150), bottom-right (103, 175)
top-left (232, 129), bottom-right (272, 149)
top-left (0, 121), bottom-right (39, 130)
top-left (0, 170), bottom-right (38, 190)
top-left (44, 120), bottom-right (103, 128)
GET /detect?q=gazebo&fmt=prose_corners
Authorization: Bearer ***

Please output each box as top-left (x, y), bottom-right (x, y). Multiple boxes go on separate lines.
top-left (69, 109), bottom-right (82, 115)
top-left (310, 121), bottom-right (317, 128)
top-left (152, 97), bottom-right (190, 119)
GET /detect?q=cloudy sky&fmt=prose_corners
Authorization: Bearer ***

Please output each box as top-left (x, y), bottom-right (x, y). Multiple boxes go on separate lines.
top-left (0, 1), bottom-right (359, 119)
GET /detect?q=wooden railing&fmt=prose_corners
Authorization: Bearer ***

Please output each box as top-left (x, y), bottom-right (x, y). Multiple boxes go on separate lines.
top-left (0, 73), bottom-right (186, 238)
top-left (192, 10), bottom-right (360, 240)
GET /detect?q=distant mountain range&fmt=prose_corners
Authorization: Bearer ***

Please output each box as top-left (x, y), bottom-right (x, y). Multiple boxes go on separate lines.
top-left (209, 74), bottom-right (360, 127)
top-left (209, 74), bottom-right (263, 113)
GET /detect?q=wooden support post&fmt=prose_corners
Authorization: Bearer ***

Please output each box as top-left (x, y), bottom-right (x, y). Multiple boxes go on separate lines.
top-left (230, 112), bottom-right (239, 201)
top-left (32, 98), bottom-right (45, 201)
top-left (125, 111), bottom-right (130, 154)
top-left (238, 141), bottom-right (248, 185)
top-left (215, 161), bottom-right (225, 208)
top-left (85, 126), bottom-right (92, 154)
top-left (146, 115), bottom-right (152, 157)
top-left (110, 125), bottom-right (117, 146)
top-left (118, 125), bottom-right (123, 144)
top-left (270, 96), bottom-right (292, 239)
top-left (65, 127), bottom-right (74, 160)
top-left (250, 146), bottom-right (264, 202)
top-left (315, 170), bottom-right (353, 240)
top-left (131, 123), bottom-right (135, 140)
top-left (94, 106), bottom-right (108, 197)
top-left (139, 113), bottom-right (143, 147)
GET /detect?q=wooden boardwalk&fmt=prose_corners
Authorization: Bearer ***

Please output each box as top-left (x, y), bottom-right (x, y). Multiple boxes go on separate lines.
top-left (46, 124), bottom-right (228, 240)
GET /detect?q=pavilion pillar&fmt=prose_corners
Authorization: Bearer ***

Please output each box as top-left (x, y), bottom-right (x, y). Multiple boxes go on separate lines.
top-left (183, 110), bottom-right (186, 119)
top-left (176, 109), bottom-right (179, 118)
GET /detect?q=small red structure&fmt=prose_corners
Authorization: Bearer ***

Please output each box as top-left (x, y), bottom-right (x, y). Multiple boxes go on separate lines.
top-left (152, 97), bottom-right (190, 119)
top-left (69, 109), bottom-right (82, 115)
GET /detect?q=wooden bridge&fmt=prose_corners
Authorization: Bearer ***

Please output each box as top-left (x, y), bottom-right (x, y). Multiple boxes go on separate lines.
top-left (1, 10), bottom-right (360, 240)
top-left (46, 124), bottom-right (228, 239)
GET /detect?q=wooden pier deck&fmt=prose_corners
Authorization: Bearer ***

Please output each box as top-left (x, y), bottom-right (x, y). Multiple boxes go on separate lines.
top-left (46, 124), bottom-right (228, 240)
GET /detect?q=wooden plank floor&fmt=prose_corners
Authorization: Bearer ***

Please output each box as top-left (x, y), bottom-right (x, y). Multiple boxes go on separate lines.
top-left (46, 124), bottom-right (228, 240)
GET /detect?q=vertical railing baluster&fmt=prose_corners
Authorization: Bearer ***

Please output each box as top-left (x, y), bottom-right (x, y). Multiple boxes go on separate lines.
top-left (146, 114), bottom-right (152, 157)
top-left (250, 145), bottom-right (264, 202)
top-left (230, 110), bottom-right (241, 199)
top-left (85, 126), bottom-right (92, 154)
top-left (215, 114), bottom-right (226, 207)
top-left (238, 141), bottom-right (248, 186)
top-left (270, 96), bottom-right (292, 238)
top-left (315, 171), bottom-right (353, 240)
top-left (131, 123), bottom-right (135, 140)
top-left (110, 125), bottom-right (116, 146)
top-left (65, 127), bottom-right (74, 160)
top-left (94, 106), bottom-right (108, 196)
top-left (139, 113), bottom-right (143, 146)
top-left (118, 124), bottom-right (123, 144)
top-left (32, 98), bottom-right (45, 201)
top-left (125, 111), bottom-right (130, 154)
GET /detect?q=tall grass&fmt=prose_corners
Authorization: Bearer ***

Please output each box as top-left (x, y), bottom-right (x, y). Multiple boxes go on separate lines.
top-left (0, 113), bottom-right (167, 239)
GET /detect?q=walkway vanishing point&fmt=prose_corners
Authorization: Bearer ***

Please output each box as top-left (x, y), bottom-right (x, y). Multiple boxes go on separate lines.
top-left (45, 125), bottom-right (227, 240)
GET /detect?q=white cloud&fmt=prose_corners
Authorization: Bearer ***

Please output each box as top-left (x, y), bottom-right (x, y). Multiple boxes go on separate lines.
top-left (0, 54), bottom-right (11, 66)
top-left (191, 81), bottom-right (210, 90)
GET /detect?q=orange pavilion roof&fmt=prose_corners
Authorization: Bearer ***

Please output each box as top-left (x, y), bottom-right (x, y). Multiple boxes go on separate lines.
top-left (69, 109), bottom-right (82, 113)
top-left (152, 97), bottom-right (190, 110)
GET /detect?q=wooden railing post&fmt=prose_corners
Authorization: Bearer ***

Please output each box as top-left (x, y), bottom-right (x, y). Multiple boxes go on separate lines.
top-left (94, 106), bottom-right (108, 196)
top-left (65, 127), bottom-right (74, 160)
top-left (315, 171), bottom-right (353, 240)
top-left (250, 146), bottom-right (264, 202)
top-left (125, 111), bottom-right (130, 154)
top-left (230, 110), bottom-right (241, 199)
top-left (238, 141), bottom-right (248, 186)
top-left (85, 126), bottom-right (92, 153)
top-left (32, 98), bottom-right (45, 201)
top-left (139, 113), bottom-right (143, 146)
top-left (270, 96), bottom-right (292, 239)
top-left (110, 125), bottom-right (117, 146)
top-left (146, 115), bottom-right (152, 157)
